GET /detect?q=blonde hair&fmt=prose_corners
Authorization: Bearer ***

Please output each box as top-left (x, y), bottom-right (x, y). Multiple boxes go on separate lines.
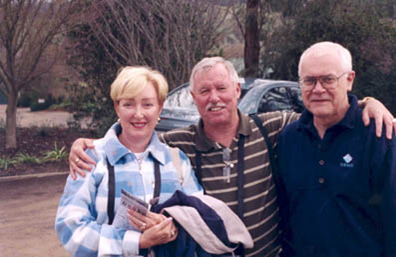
top-left (189, 57), bottom-right (239, 92)
top-left (110, 66), bottom-right (168, 103)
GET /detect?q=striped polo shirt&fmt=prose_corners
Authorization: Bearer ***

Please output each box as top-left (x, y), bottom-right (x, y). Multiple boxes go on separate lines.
top-left (159, 111), bottom-right (299, 256)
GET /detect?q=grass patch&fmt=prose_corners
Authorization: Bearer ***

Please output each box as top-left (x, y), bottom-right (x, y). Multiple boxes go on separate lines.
top-left (43, 142), bottom-right (67, 161)
top-left (0, 142), bottom-right (67, 170)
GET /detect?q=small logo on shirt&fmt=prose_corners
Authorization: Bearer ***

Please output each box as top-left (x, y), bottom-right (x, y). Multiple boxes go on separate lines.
top-left (340, 153), bottom-right (354, 168)
top-left (343, 154), bottom-right (353, 163)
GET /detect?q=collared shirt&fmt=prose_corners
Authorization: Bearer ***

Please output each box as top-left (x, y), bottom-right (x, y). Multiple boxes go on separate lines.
top-left (160, 111), bottom-right (299, 256)
top-left (55, 123), bottom-right (203, 257)
top-left (277, 95), bottom-right (396, 256)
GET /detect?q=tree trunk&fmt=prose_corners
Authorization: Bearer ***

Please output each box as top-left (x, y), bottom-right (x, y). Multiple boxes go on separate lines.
top-left (5, 89), bottom-right (17, 149)
top-left (244, 0), bottom-right (260, 77)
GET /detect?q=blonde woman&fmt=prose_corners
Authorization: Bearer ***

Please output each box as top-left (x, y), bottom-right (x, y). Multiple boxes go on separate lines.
top-left (55, 67), bottom-right (203, 256)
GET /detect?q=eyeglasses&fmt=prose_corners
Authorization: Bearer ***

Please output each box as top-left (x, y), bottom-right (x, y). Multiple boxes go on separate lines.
top-left (299, 72), bottom-right (349, 92)
top-left (223, 148), bottom-right (233, 183)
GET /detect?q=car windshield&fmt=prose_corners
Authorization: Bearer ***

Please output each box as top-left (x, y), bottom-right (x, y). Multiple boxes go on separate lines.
top-left (162, 84), bottom-right (199, 121)
top-left (164, 81), bottom-right (250, 110)
top-left (163, 84), bottom-right (195, 110)
top-left (157, 78), bottom-right (303, 132)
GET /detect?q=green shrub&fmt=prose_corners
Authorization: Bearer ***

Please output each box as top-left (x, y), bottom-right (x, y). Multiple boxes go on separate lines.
top-left (30, 102), bottom-right (51, 111)
top-left (13, 153), bottom-right (42, 164)
top-left (57, 95), bottom-right (65, 104)
top-left (18, 91), bottom-right (39, 108)
top-left (29, 93), bottom-right (57, 112)
top-left (49, 100), bottom-right (73, 111)
top-left (45, 93), bottom-right (55, 106)
top-left (0, 157), bottom-right (16, 170)
top-left (18, 94), bottom-right (33, 108)
top-left (43, 142), bottom-right (67, 161)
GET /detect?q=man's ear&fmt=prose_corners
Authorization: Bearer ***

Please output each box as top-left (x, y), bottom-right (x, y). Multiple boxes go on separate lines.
top-left (236, 82), bottom-right (242, 99)
top-left (346, 71), bottom-right (356, 92)
top-left (190, 90), bottom-right (197, 105)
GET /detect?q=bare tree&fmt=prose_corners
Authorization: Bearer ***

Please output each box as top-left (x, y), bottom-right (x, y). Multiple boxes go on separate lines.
top-left (244, 0), bottom-right (260, 77)
top-left (231, 0), bottom-right (306, 78)
top-left (86, 0), bottom-right (230, 89)
top-left (0, 0), bottom-right (81, 149)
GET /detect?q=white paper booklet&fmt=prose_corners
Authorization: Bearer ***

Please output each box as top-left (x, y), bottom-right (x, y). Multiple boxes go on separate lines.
top-left (112, 189), bottom-right (149, 230)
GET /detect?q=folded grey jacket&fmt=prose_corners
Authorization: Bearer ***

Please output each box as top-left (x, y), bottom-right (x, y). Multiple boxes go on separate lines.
top-left (151, 190), bottom-right (253, 256)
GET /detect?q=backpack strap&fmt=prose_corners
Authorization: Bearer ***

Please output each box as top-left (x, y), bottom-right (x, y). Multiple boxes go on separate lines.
top-left (169, 147), bottom-right (183, 184)
top-left (106, 157), bottom-right (161, 225)
top-left (195, 150), bottom-right (203, 189)
top-left (153, 159), bottom-right (161, 199)
top-left (106, 158), bottom-right (115, 225)
top-left (236, 135), bottom-right (245, 220)
top-left (250, 114), bottom-right (278, 179)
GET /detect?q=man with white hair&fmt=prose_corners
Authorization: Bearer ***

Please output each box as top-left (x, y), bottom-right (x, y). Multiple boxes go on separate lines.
top-left (277, 42), bottom-right (396, 256)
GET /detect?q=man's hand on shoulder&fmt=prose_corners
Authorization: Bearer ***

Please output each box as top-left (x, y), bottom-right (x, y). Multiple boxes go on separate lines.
top-left (69, 138), bottom-right (97, 180)
top-left (360, 97), bottom-right (395, 139)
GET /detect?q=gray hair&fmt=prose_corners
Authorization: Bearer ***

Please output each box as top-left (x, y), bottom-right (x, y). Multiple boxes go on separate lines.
top-left (189, 57), bottom-right (239, 92)
top-left (298, 41), bottom-right (352, 76)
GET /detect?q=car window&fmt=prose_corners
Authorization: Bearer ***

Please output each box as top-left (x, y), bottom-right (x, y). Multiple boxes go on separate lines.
top-left (258, 86), bottom-right (292, 113)
top-left (163, 85), bottom-right (196, 110)
top-left (288, 87), bottom-right (305, 113)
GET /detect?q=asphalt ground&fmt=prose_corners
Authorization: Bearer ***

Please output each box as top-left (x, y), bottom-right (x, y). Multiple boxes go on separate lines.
top-left (0, 172), bottom-right (70, 257)
top-left (0, 104), bottom-right (91, 128)
top-left (0, 105), bottom-right (90, 256)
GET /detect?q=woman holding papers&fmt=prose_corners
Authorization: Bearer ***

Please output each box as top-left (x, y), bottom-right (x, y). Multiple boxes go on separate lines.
top-left (55, 66), bottom-right (203, 256)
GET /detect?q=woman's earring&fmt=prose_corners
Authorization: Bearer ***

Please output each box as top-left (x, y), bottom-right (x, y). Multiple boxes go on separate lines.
top-left (117, 118), bottom-right (120, 122)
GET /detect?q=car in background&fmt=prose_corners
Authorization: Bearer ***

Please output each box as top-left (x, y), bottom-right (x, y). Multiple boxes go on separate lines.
top-left (155, 78), bottom-right (304, 132)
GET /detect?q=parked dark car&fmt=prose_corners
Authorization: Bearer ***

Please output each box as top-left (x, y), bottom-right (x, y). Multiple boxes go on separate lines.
top-left (156, 78), bottom-right (304, 132)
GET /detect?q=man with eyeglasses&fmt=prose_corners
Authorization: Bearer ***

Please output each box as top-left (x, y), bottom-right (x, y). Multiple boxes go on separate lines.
top-left (277, 42), bottom-right (395, 257)
top-left (67, 56), bottom-right (395, 256)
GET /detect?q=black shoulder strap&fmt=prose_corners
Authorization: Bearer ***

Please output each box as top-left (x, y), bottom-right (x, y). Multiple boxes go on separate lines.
top-left (195, 150), bottom-right (203, 189)
top-left (106, 158), bottom-right (115, 225)
top-left (106, 157), bottom-right (161, 224)
top-left (153, 159), bottom-right (161, 199)
top-left (250, 114), bottom-right (278, 178)
top-left (236, 135), bottom-right (245, 220)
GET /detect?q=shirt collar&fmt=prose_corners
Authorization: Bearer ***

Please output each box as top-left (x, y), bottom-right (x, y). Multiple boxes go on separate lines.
top-left (103, 123), bottom-right (167, 166)
top-left (298, 94), bottom-right (358, 132)
top-left (193, 110), bottom-right (251, 152)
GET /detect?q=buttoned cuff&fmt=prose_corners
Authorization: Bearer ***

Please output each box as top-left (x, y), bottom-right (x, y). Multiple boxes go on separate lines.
top-left (122, 230), bottom-right (141, 256)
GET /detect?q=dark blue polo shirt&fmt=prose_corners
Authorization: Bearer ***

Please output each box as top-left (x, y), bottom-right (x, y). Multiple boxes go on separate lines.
top-left (277, 95), bottom-right (396, 257)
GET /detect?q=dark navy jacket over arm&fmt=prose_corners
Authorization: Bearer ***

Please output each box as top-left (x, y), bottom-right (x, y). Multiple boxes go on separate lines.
top-left (277, 95), bottom-right (396, 257)
top-left (151, 190), bottom-right (238, 257)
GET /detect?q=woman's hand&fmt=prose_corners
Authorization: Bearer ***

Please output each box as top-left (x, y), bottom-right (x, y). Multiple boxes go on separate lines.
top-left (138, 217), bottom-right (178, 249)
top-left (69, 138), bottom-right (96, 179)
top-left (128, 210), bottom-right (166, 231)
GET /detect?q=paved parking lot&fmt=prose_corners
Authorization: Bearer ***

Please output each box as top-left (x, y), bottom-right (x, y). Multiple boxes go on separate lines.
top-left (0, 105), bottom-right (92, 256)
top-left (0, 173), bottom-right (69, 256)
top-left (0, 104), bottom-right (91, 128)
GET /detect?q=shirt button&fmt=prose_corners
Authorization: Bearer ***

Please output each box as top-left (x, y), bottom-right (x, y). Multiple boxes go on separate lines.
top-left (319, 178), bottom-right (325, 184)
top-left (319, 160), bottom-right (325, 165)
